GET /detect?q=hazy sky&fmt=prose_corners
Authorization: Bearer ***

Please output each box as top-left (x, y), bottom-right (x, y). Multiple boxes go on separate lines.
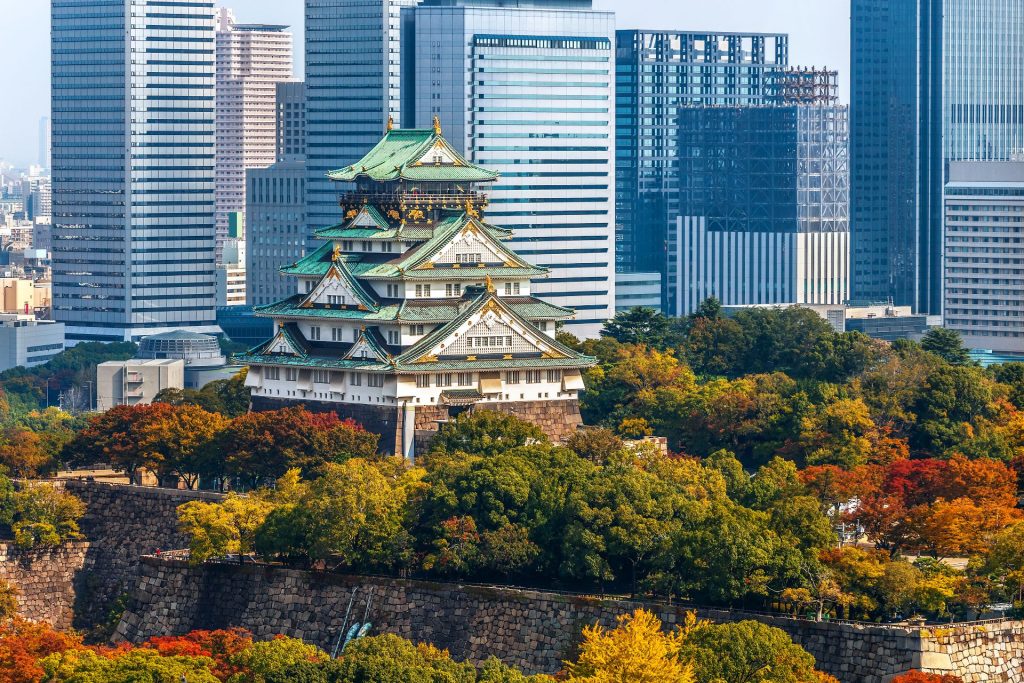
top-left (0, 0), bottom-right (850, 167)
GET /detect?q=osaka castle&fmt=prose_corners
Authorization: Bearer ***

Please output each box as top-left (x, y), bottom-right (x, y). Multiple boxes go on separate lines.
top-left (238, 119), bottom-right (596, 459)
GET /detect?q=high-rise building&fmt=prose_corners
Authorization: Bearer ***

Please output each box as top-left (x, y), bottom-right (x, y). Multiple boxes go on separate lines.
top-left (275, 82), bottom-right (306, 161)
top-left (51, 0), bottom-right (220, 342)
top-left (246, 82), bottom-right (307, 308)
top-left (37, 117), bottom-right (50, 171)
top-left (944, 161), bottom-right (1024, 354)
top-left (670, 104), bottom-right (850, 316)
top-left (215, 9), bottom-right (293, 263)
top-left (615, 30), bottom-right (789, 305)
top-left (851, 0), bottom-right (1024, 316)
top-left (402, 0), bottom-right (616, 338)
top-left (305, 0), bottom-right (418, 250)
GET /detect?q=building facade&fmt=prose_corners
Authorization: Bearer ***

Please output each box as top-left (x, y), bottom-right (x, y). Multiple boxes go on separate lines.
top-left (305, 0), bottom-right (418, 250)
top-left (239, 124), bottom-right (595, 459)
top-left (944, 161), bottom-right (1024, 354)
top-left (0, 315), bottom-right (65, 372)
top-left (402, 0), bottom-right (616, 338)
top-left (615, 30), bottom-right (789, 294)
top-left (670, 105), bottom-right (849, 316)
top-left (51, 0), bottom-right (220, 342)
top-left (215, 10), bottom-right (293, 263)
top-left (851, 0), bottom-right (1024, 316)
top-left (275, 81), bottom-right (306, 161)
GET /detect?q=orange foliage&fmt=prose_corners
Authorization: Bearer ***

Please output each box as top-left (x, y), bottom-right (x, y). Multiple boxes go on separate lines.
top-left (0, 619), bottom-right (84, 683)
top-left (891, 671), bottom-right (963, 683)
top-left (142, 628), bottom-right (252, 680)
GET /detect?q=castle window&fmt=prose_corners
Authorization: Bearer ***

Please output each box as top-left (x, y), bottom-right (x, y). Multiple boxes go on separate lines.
top-left (457, 372), bottom-right (473, 386)
top-left (506, 371), bottom-right (521, 384)
top-left (387, 330), bottom-right (400, 345)
top-left (265, 367), bottom-right (280, 380)
top-left (387, 284), bottom-right (400, 297)
top-left (313, 370), bottom-right (331, 384)
top-left (352, 329), bottom-right (360, 342)
top-left (408, 324), bottom-right (425, 336)
top-left (416, 375), bottom-right (431, 388)
top-left (350, 373), bottom-right (362, 386)
top-left (457, 252), bottom-right (481, 264)
top-left (310, 326), bottom-right (321, 341)
top-left (367, 374), bottom-right (385, 388)
top-left (471, 336), bottom-right (512, 348)
top-left (342, 240), bottom-right (353, 251)
top-left (547, 370), bottom-right (562, 383)
top-left (526, 371), bottom-right (541, 384)
top-left (446, 283), bottom-right (462, 297)
top-left (437, 373), bottom-right (453, 387)
top-left (332, 328), bottom-right (343, 342)
top-left (415, 284), bottom-right (432, 297)
top-left (362, 241), bottom-right (372, 251)
top-left (285, 368), bottom-right (299, 381)
top-left (382, 241), bottom-right (393, 253)
top-left (504, 282), bottom-right (520, 296)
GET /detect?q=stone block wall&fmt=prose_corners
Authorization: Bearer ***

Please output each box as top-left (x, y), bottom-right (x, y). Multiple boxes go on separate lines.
top-left (114, 557), bottom-right (1024, 683)
top-left (0, 542), bottom-right (89, 630)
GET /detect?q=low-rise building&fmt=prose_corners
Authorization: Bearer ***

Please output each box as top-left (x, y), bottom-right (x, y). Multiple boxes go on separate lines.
top-left (0, 314), bottom-right (65, 371)
top-left (721, 302), bottom-right (931, 341)
top-left (615, 272), bottom-right (662, 312)
top-left (135, 330), bottom-right (237, 388)
top-left (96, 359), bottom-right (185, 410)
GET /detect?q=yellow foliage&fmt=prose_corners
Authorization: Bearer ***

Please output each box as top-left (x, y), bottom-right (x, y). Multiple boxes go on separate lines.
top-left (564, 609), bottom-right (695, 683)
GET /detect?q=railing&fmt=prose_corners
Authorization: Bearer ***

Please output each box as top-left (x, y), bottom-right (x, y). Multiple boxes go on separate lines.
top-left (339, 191), bottom-right (488, 208)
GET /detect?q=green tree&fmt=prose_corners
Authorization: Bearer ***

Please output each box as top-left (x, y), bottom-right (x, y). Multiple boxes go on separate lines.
top-left (0, 481), bottom-right (85, 549)
top-left (226, 636), bottom-right (328, 683)
top-left (681, 619), bottom-right (821, 683)
top-left (921, 328), bottom-right (972, 366)
top-left (333, 634), bottom-right (478, 683)
top-left (40, 647), bottom-right (220, 682)
top-left (600, 307), bottom-right (673, 348)
top-left (430, 410), bottom-right (547, 457)
top-left (178, 493), bottom-right (277, 564)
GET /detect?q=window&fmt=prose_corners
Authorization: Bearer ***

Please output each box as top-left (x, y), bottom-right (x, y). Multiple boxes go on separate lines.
top-left (415, 284), bottom-right (432, 297)
top-left (547, 370), bottom-right (562, 383)
top-left (381, 241), bottom-right (393, 253)
top-left (387, 330), bottom-right (400, 345)
top-left (350, 373), bottom-right (362, 386)
top-left (408, 324), bottom-right (425, 336)
top-left (386, 283), bottom-right (400, 298)
top-left (265, 367), bottom-right (280, 380)
top-left (310, 326), bottom-right (321, 341)
top-left (341, 240), bottom-right (353, 251)
top-left (526, 371), bottom-right (541, 384)
top-left (285, 368), bottom-right (299, 381)
top-left (446, 283), bottom-right (462, 297)
top-left (332, 327), bottom-right (343, 342)
top-left (457, 252), bottom-right (482, 264)
top-left (313, 370), bottom-right (331, 384)
top-left (504, 282), bottom-right (521, 296)
top-left (416, 375), bottom-right (431, 388)
top-left (437, 373), bottom-right (453, 388)
top-left (305, 280), bottom-right (313, 293)
top-left (457, 372), bottom-right (473, 386)
top-left (535, 321), bottom-right (549, 332)
top-left (470, 336), bottom-right (512, 348)
top-left (506, 371), bottom-right (521, 384)
top-left (367, 374), bottom-right (385, 388)
top-left (352, 329), bottom-right (360, 342)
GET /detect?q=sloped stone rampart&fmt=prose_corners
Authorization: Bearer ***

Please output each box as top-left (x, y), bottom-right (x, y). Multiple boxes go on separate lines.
top-left (0, 542), bottom-right (89, 630)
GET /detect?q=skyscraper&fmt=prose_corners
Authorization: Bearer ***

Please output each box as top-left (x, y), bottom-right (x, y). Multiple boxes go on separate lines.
top-left (304, 0), bottom-right (418, 249)
top-left (670, 103), bottom-right (850, 316)
top-left (402, 0), bottom-right (616, 338)
top-left (51, 0), bottom-right (220, 342)
top-left (851, 0), bottom-right (1023, 315)
top-left (215, 9), bottom-right (293, 263)
top-left (615, 31), bottom-right (789, 308)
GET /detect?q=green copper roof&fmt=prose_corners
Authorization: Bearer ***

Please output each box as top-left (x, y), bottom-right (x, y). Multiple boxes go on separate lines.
top-left (235, 352), bottom-right (593, 373)
top-left (254, 293), bottom-right (573, 322)
top-left (327, 127), bottom-right (499, 183)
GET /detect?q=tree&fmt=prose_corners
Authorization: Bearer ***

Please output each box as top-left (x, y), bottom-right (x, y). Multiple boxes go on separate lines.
top-left (563, 429), bottom-right (626, 466)
top-left (178, 493), bottom-right (276, 564)
top-left (334, 634), bottom-right (478, 683)
top-left (62, 403), bottom-right (177, 484)
top-left (0, 428), bottom-right (52, 478)
top-left (430, 410), bottom-right (547, 457)
top-left (792, 398), bottom-right (907, 469)
top-left (920, 328), bottom-right (971, 366)
top-left (147, 404), bottom-right (228, 489)
top-left (0, 619), bottom-right (85, 683)
top-left (39, 648), bottom-right (220, 683)
top-left (890, 672), bottom-right (963, 683)
top-left (0, 580), bottom-right (16, 622)
top-left (563, 609), bottom-right (695, 683)
top-left (681, 619), bottom-right (823, 683)
top-left (981, 521), bottom-right (1024, 604)
top-left (600, 307), bottom-right (672, 348)
top-left (0, 481), bottom-right (85, 549)
top-left (226, 635), bottom-right (328, 683)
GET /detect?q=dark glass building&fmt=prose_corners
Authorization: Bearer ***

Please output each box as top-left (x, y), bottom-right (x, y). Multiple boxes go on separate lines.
top-left (615, 30), bottom-right (788, 307)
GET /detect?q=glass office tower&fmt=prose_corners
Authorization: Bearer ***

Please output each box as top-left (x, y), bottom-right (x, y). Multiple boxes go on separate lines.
top-left (51, 0), bottom-right (219, 342)
top-left (402, 0), bottom-right (615, 338)
top-left (851, 0), bottom-right (1023, 316)
top-left (615, 31), bottom-right (788, 308)
top-left (304, 0), bottom-right (418, 248)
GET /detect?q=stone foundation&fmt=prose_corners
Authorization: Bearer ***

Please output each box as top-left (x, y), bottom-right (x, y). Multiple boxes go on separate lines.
top-left (115, 556), bottom-right (1024, 683)
top-left (0, 542), bottom-right (89, 630)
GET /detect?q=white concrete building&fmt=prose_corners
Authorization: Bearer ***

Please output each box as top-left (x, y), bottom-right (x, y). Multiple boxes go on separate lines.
top-left (96, 359), bottom-right (185, 411)
top-left (215, 9), bottom-right (294, 264)
top-left (0, 315), bottom-right (65, 372)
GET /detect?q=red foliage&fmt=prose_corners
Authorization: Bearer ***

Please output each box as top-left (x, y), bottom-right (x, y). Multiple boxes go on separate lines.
top-left (142, 628), bottom-right (252, 681)
top-left (0, 619), bottom-right (84, 683)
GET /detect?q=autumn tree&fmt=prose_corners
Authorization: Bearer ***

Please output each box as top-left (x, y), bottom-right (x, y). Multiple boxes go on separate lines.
top-left (0, 480), bottom-right (85, 549)
top-left (681, 618), bottom-right (825, 683)
top-left (563, 609), bottom-right (695, 683)
top-left (0, 619), bottom-right (85, 683)
top-left (0, 428), bottom-right (52, 478)
top-left (890, 672), bottom-right (963, 683)
top-left (178, 493), bottom-right (277, 564)
top-left (149, 404), bottom-right (228, 489)
top-left (61, 403), bottom-right (174, 484)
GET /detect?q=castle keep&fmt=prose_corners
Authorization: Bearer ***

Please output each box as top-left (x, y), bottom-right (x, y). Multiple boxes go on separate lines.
top-left (238, 119), bottom-right (595, 457)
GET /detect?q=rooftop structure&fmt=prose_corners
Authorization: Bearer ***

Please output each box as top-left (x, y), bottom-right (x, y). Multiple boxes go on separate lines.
top-left (239, 122), bottom-right (596, 459)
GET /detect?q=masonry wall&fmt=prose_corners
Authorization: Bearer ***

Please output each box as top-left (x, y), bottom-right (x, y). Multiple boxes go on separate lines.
top-left (0, 542), bottom-right (89, 630)
top-left (115, 556), bottom-right (1024, 683)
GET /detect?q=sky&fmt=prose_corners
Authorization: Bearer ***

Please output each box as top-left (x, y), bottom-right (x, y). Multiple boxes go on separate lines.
top-left (0, 0), bottom-right (850, 168)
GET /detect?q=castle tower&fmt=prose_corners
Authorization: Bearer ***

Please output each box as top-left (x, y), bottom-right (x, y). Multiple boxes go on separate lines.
top-left (238, 121), bottom-right (595, 459)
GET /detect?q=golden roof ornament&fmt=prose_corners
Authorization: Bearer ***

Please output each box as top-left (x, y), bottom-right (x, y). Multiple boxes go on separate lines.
top-left (485, 274), bottom-right (495, 294)
top-left (332, 243), bottom-right (342, 262)
top-left (433, 115), bottom-right (442, 136)
top-left (386, 115), bottom-right (394, 132)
